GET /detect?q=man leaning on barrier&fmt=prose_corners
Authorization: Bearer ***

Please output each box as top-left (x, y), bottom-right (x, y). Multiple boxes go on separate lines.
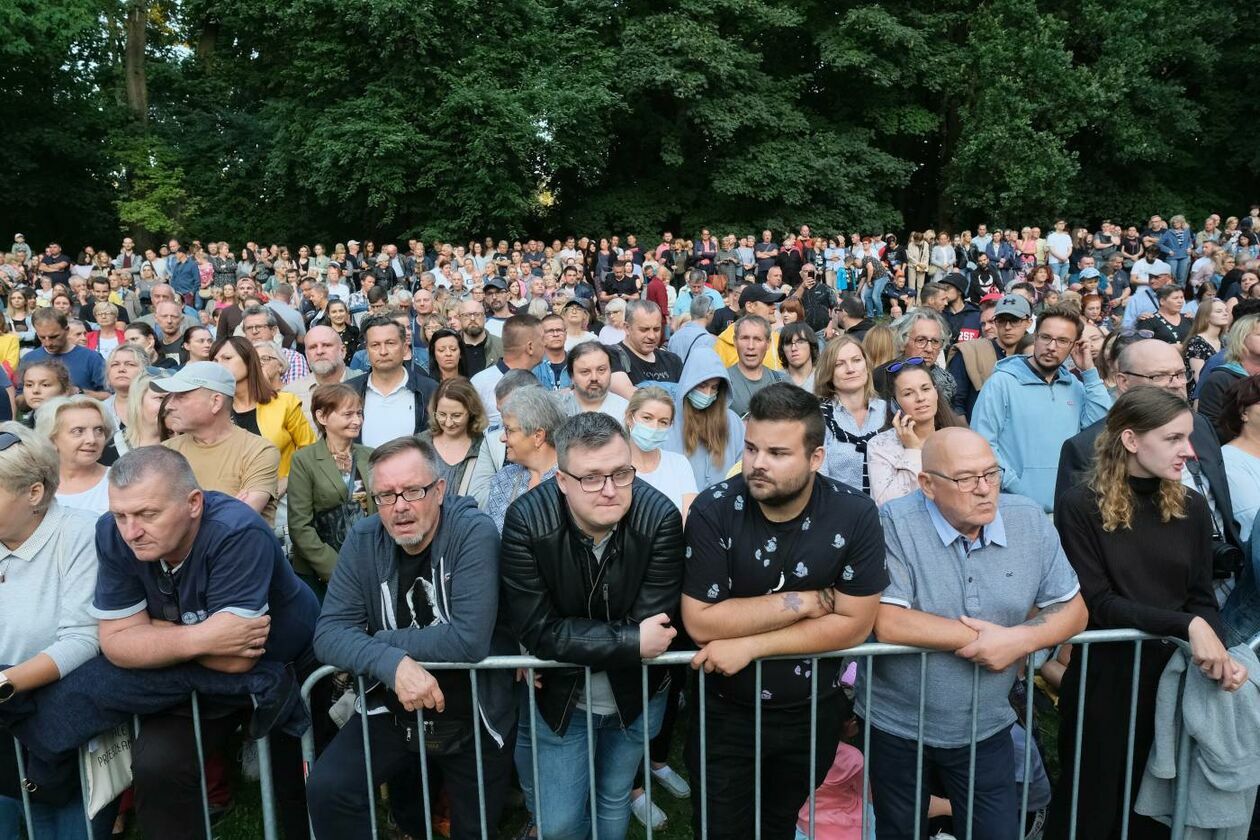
top-left (681, 382), bottom-right (889, 840)
top-left (499, 411), bottom-right (685, 840)
top-left (90, 446), bottom-right (320, 840)
top-left (860, 428), bottom-right (1087, 840)
top-left (308, 435), bottom-right (516, 840)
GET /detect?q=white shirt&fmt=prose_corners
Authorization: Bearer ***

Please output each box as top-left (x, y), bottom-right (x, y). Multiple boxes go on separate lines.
top-left (361, 371), bottom-right (414, 447)
top-left (1047, 231), bottom-right (1072, 263)
top-left (637, 450), bottom-right (699, 514)
top-left (56, 470), bottom-right (112, 516)
top-left (327, 282), bottom-right (351, 303)
top-left (561, 391), bottom-right (629, 424)
top-left (471, 364), bottom-right (507, 427)
top-left (564, 331), bottom-right (598, 351)
top-left (485, 316), bottom-right (508, 338)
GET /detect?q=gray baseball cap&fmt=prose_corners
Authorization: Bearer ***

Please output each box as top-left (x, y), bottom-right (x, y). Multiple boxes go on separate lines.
top-left (149, 361), bottom-right (236, 398)
top-left (993, 294), bottom-right (1032, 321)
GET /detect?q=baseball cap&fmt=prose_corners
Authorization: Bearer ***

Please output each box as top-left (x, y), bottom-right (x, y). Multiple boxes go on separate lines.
top-left (562, 297), bottom-right (590, 313)
top-left (14, 233), bottom-right (23, 239)
top-left (940, 272), bottom-right (969, 294)
top-left (149, 361), bottom-right (236, 398)
top-left (1078, 268), bottom-right (1101, 280)
top-left (979, 290), bottom-right (1004, 305)
top-left (993, 294), bottom-right (1033, 321)
top-left (739, 285), bottom-right (787, 308)
top-left (483, 277), bottom-right (508, 292)
top-left (1150, 260), bottom-right (1173, 276)
top-left (347, 239), bottom-right (360, 246)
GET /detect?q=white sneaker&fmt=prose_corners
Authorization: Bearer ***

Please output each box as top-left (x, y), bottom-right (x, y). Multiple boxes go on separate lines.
top-left (631, 792), bottom-right (667, 830)
top-left (650, 764), bottom-right (691, 798)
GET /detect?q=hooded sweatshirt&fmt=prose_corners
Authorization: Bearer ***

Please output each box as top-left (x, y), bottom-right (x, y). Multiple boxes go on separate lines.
top-left (970, 355), bottom-right (1112, 512)
top-left (715, 321), bottom-right (782, 371)
top-left (665, 348), bottom-right (746, 491)
top-left (313, 494), bottom-right (516, 746)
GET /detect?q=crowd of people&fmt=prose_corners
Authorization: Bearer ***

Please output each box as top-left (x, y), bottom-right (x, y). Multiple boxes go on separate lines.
top-left (1, 216), bottom-right (1259, 840)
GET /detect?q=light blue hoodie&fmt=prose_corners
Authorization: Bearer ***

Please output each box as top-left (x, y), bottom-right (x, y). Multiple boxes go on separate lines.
top-left (665, 348), bottom-right (745, 492)
top-left (970, 355), bottom-right (1112, 512)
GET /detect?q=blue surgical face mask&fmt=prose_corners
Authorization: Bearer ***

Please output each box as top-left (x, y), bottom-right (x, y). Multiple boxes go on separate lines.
top-left (687, 388), bottom-right (717, 411)
top-left (630, 421), bottom-right (669, 452)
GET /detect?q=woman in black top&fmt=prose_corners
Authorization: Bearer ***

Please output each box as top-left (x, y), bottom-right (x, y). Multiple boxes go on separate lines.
top-left (1046, 387), bottom-right (1246, 840)
top-left (1146, 284), bottom-right (1191, 345)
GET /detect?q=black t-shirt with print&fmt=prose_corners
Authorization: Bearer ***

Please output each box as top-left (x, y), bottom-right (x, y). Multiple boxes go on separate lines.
top-left (609, 343), bottom-right (683, 385)
top-left (384, 545), bottom-right (472, 720)
top-left (683, 474), bottom-right (888, 708)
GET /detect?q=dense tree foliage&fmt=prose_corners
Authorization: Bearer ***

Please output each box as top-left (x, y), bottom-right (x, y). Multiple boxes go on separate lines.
top-left (5, 0), bottom-right (1258, 247)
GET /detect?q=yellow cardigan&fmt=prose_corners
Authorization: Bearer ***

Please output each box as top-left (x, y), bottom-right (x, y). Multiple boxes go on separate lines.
top-left (0, 333), bottom-right (17, 372)
top-left (257, 391), bottom-right (317, 477)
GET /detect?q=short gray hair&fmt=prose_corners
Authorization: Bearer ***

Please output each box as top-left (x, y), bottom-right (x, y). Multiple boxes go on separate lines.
top-left (241, 304), bottom-right (277, 327)
top-left (367, 435), bottom-right (441, 489)
top-left (689, 294), bottom-right (714, 320)
top-left (494, 369), bottom-right (539, 401)
top-left (687, 269), bottom-right (708, 286)
top-left (0, 421), bottom-right (61, 512)
top-left (891, 307), bottom-right (949, 351)
top-left (500, 386), bottom-right (565, 445)
top-left (735, 314), bottom-right (771, 340)
top-left (109, 446), bottom-right (200, 497)
top-left (625, 299), bottom-right (660, 326)
top-left (35, 395), bottom-right (116, 443)
top-left (554, 412), bottom-right (630, 473)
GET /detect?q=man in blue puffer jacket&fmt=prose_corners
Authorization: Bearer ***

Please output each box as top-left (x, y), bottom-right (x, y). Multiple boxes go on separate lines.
top-left (971, 305), bottom-right (1112, 512)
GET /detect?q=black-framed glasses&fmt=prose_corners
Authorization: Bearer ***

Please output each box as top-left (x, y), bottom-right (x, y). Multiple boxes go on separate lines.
top-left (887, 356), bottom-right (926, 373)
top-left (926, 467), bottom-right (1004, 493)
top-left (155, 566), bottom-right (181, 623)
top-left (562, 466), bottom-right (637, 493)
top-left (0, 432), bottom-right (22, 453)
top-left (1116, 328), bottom-right (1155, 339)
top-left (372, 479), bottom-right (440, 508)
top-left (1120, 369), bottom-right (1187, 387)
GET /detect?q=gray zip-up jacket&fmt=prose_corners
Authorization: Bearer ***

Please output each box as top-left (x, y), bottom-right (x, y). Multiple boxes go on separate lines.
top-left (313, 495), bottom-right (515, 746)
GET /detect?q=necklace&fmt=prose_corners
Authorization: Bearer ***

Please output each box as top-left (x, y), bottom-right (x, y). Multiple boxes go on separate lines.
top-left (329, 444), bottom-right (352, 472)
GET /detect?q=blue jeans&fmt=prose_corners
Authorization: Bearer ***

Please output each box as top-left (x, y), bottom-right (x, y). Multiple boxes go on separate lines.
top-left (1049, 260), bottom-right (1069, 286)
top-left (866, 723), bottom-right (1017, 840)
top-left (516, 687), bottom-right (667, 840)
top-left (1168, 256), bottom-right (1190, 287)
top-left (0, 794), bottom-right (116, 840)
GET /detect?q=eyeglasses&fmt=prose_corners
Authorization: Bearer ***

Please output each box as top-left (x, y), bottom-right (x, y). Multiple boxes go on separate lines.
top-left (926, 467), bottom-right (1004, 493)
top-left (0, 432), bottom-right (22, 453)
top-left (155, 566), bottom-right (181, 623)
top-left (910, 336), bottom-right (944, 349)
top-left (785, 338), bottom-right (812, 348)
top-left (372, 479), bottom-right (440, 507)
top-left (1116, 328), bottom-right (1155, 339)
top-left (562, 466), bottom-right (637, 493)
top-left (1120, 369), bottom-right (1187, 386)
top-left (887, 356), bottom-right (926, 373)
top-left (1035, 334), bottom-right (1076, 348)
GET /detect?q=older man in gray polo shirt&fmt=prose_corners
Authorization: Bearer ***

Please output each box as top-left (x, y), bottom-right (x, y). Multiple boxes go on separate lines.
top-left (857, 428), bottom-right (1087, 840)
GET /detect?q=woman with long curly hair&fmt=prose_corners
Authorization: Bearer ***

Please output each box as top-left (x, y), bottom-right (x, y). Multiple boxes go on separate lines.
top-left (1046, 386), bottom-right (1246, 840)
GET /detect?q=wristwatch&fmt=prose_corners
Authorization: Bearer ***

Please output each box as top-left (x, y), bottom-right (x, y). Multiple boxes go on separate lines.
top-left (0, 673), bottom-right (13, 703)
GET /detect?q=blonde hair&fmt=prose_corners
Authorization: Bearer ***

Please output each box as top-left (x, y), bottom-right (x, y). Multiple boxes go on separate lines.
top-left (862, 325), bottom-right (896, 368)
top-left (626, 386), bottom-right (674, 425)
top-left (681, 382), bottom-right (730, 468)
top-left (815, 335), bottom-right (875, 403)
top-left (1224, 314), bottom-right (1260, 365)
top-left (124, 374), bottom-right (161, 449)
top-left (1088, 388), bottom-right (1188, 532)
top-left (35, 394), bottom-right (116, 444)
top-left (0, 421), bottom-right (61, 511)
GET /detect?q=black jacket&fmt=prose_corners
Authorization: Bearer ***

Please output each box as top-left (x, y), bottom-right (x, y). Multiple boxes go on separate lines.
top-left (499, 478), bottom-right (684, 735)
top-left (799, 283), bottom-right (835, 332)
top-left (347, 366), bottom-right (438, 441)
top-left (1055, 412), bottom-right (1241, 549)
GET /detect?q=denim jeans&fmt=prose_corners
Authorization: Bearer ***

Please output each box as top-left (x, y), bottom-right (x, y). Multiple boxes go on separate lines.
top-left (1168, 256), bottom-right (1190, 287)
top-left (516, 686), bottom-right (667, 840)
top-left (0, 794), bottom-right (117, 840)
top-left (1049, 260), bottom-right (1069, 286)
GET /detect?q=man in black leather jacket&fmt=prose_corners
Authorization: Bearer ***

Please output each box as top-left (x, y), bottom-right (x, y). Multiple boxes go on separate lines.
top-left (500, 412), bottom-right (684, 840)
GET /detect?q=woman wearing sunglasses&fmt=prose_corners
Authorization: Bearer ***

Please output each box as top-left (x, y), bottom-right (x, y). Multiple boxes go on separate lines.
top-left (867, 357), bottom-right (966, 506)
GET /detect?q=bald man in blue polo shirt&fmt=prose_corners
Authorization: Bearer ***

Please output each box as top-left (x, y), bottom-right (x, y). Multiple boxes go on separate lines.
top-left (857, 428), bottom-right (1087, 840)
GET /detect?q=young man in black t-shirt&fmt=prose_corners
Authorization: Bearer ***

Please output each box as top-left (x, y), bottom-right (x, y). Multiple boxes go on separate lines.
top-left (682, 382), bottom-right (887, 839)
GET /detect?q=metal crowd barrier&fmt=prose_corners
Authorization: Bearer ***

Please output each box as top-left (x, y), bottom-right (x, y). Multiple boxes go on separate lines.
top-left (10, 628), bottom-right (1255, 839)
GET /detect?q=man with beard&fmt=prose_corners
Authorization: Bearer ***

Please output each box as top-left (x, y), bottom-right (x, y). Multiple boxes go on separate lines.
top-left (971, 305), bottom-right (1112, 512)
top-left (283, 325), bottom-right (361, 426)
top-left (559, 341), bottom-right (629, 421)
top-left (458, 299), bottom-right (503, 375)
top-left (682, 383), bottom-right (887, 839)
top-left (483, 278), bottom-right (513, 337)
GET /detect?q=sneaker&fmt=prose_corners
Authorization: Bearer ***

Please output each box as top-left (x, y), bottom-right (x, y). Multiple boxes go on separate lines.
top-left (631, 792), bottom-right (667, 830)
top-left (650, 764), bottom-right (691, 798)
top-left (1024, 807), bottom-right (1047, 840)
top-left (510, 818), bottom-right (537, 840)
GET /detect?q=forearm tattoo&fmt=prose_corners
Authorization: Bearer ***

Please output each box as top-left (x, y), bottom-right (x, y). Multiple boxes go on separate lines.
top-left (782, 592), bottom-right (804, 613)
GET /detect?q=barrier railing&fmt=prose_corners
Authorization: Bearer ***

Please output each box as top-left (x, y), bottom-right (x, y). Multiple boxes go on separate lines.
top-left (10, 628), bottom-right (1255, 839)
